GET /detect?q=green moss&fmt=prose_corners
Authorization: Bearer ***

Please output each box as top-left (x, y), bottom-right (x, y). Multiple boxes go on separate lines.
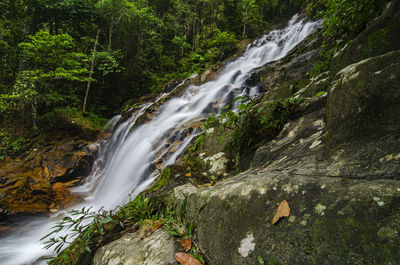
top-left (364, 28), bottom-right (388, 56)
top-left (149, 167), bottom-right (171, 192)
top-left (40, 107), bottom-right (107, 132)
top-left (377, 227), bottom-right (397, 239)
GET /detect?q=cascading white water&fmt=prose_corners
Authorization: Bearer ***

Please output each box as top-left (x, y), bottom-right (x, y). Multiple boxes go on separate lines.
top-left (0, 15), bottom-right (321, 265)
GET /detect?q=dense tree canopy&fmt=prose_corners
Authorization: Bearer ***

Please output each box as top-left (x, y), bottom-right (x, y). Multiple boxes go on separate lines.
top-left (0, 0), bottom-right (303, 125)
top-left (0, 0), bottom-right (387, 159)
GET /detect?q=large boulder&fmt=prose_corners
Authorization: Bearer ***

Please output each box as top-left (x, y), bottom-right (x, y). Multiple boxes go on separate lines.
top-left (93, 229), bottom-right (178, 265)
top-left (327, 50), bottom-right (400, 145)
top-left (172, 171), bottom-right (400, 265)
top-left (0, 136), bottom-right (95, 219)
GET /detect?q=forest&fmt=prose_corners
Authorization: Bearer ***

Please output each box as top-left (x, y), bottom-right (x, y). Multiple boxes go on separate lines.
top-left (0, 0), bottom-right (397, 264)
top-left (0, 0), bottom-right (387, 159)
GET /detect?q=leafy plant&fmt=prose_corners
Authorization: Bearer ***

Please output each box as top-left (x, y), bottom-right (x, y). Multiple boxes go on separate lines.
top-left (42, 207), bottom-right (118, 265)
top-left (149, 166), bottom-right (171, 192)
top-left (0, 129), bottom-right (34, 159)
top-left (315, 91), bottom-right (327, 97)
top-left (307, 0), bottom-right (387, 77)
top-left (211, 96), bottom-right (301, 159)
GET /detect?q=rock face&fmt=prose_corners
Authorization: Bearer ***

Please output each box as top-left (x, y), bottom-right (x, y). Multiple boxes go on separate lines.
top-left (94, 4), bottom-right (400, 265)
top-left (93, 229), bottom-right (178, 265)
top-left (327, 50), bottom-right (400, 145)
top-left (167, 8), bottom-right (400, 265)
top-left (0, 135), bottom-right (95, 219)
top-left (173, 173), bottom-right (400, 265)
top-left (168, 47), bottom-right (400, 263)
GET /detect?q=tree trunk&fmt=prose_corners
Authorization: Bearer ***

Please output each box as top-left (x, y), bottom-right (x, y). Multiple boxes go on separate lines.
top-left (108, 24), bottom-right (113, 51)
top-left (83, 29), bottom-right (100, 113)
top-left (242, 7), bottom-right (248, 37)
top-left (31, 98), bottom-right (37, 128)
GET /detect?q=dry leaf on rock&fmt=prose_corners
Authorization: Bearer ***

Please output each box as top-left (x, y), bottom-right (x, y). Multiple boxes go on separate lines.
top-left (152, 223), bottom-right (164, 233)
top-left (175, 252), bottom-right (203, 265)
top-left (272, 200), bottom-right (290, 224)
top-left (180, 238), bottom-right (192, 251)
top-left (139, 219), bottom-right (163, 238)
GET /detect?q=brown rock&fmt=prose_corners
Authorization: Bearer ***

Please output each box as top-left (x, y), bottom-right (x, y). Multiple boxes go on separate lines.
top-left (0, 137), bottom-right (95, 217)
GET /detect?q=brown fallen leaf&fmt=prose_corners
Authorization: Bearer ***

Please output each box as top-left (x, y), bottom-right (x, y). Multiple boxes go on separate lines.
top-left (139, 219), bottom-right (163, 239)
top-left (198, 183), bottom-right (214, 188)
top-left (175, 252), bottom-right (203, 265)
top-left (152, 223), bottom-right (164, 233)
top-left (179, 226), bottom-right (186, 235)
top-left (180, 238), bottom-right (192, 251)
top-left (171, 223), bottom-right (186, 235)
top-left (272, 200), bottom-right (290, 224)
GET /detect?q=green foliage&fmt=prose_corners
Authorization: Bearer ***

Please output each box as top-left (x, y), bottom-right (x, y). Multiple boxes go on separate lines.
top-left (321, 0), bottom-right (386, 42)
top-left (95, 50), bottom-right (124, 77)
top-left (42, 207), bottom-right (118, 265)
top-left (0, 130), bottom-right (30, 159)
top-left (0, 30), bottom-right (93, 129)
top-left (315, 91), bottom-right (327, 96)
top-left (209, 96), bottom-right (301, 158)
top-left (307, 0), bottom-right (387, 77)
top-left (19, 30), bottom-right (90, 82)
top-left (149, 166), bottom-right (171, 192)
top-left (308, 46), bottom-right (334, 77)
top-left (116, 193), bottom-right (157, 223)
top-left (288, 84), bottom-right (295, 93)
top-left (43, 191), bottom-right (201, 264)
top-left (39, 107), bottom-right (107, 131)
top-left (1, 0), bottom-right (306, 122)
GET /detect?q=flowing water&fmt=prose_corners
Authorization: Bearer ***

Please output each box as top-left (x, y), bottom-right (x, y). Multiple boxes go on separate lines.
top-left (0, 15), bottom-right (321, 264)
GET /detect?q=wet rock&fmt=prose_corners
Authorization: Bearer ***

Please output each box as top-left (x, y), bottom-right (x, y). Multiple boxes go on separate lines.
top-left (295, 71), bottom-right (331, 98)
top-left (202, 152), bottom-right (228, 177)
top-left (93, 229), bottom-right (178, 265)
top-left (254, 30), bottom-right (322, 100)
top-left (215, 85), bottom-right (232, 98)
top-left (251, 109), bottom-right (325, 169)
top-left (200, 70), bottom-right (217, 83)
top-left (202, 102), bottom-right (215, 114)
top-left (0, 137), bottom-right (95, 217)
top-left (230, 70), bottom-right (242, 83)
top-left (50, 155), bottom-right (94, 184)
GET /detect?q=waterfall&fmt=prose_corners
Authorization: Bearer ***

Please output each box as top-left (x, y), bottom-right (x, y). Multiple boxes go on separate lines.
top-left (0, 15), bottom-right (321, 265)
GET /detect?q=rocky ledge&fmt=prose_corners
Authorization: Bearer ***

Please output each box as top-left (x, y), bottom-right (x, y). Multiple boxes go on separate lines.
top-left (0, 134), bottom-right (97, 222)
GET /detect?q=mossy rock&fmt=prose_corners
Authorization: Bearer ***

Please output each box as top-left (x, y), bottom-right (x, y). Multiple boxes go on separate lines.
top-left (327, 50), bottom-right (400, 146)
top-left (331, 1), bottom-right (400, 74)
top-left (172, 173), bottom-right (400, 265)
